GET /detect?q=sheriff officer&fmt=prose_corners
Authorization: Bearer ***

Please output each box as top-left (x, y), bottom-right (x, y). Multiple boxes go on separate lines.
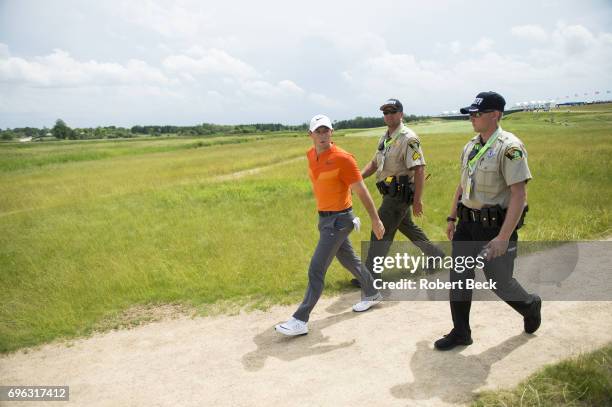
top-left (353, 98), bottom-right (444, 288)
top-left (434, 91), bottom-right (542, 351)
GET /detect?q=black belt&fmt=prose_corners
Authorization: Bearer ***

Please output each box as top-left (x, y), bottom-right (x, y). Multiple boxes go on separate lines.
top-left (457, 203), bottom-right (504, 227)
top-left (318, 207), bottom-right (352, 217)
top-left (457, 202), bottom-right (528, 229)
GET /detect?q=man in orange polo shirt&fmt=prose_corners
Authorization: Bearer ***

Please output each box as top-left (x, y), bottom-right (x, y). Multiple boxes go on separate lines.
top-left (275, 114), bottom-right (385, 336)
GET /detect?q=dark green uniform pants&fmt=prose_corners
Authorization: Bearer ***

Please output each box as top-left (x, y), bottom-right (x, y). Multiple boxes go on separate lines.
top-left (365, 194), bottom-right (444, 275)
top-left (449, 220), bottom-right (536, 340)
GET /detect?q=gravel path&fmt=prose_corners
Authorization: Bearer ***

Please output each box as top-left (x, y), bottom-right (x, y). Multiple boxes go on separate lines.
top-left (2, 241), bottom-right (611, 406)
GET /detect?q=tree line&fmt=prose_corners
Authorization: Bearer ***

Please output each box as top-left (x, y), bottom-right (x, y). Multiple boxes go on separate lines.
top-left (333, 114), bottom-right (429, 130)
top-left (1, 114), bottom-right (431, 141)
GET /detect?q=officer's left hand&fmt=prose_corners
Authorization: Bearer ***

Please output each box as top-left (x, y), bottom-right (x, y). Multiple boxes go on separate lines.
top-left (486, 236), bottom-right (509, 259)
top-left (413, 201), bottom-right (423, 217)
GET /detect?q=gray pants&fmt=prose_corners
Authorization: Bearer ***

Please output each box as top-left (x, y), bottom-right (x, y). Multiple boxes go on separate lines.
top-left (365, 194), bottom-right (444, 274)
top-left (293, 211), bottom-right (379, 322)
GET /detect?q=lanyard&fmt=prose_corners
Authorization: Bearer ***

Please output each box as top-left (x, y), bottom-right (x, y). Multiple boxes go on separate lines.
top-left (383, 133), bottom-right (399, 149)
top-left (467, 130), bottom-right (499, 174)
top-left (379, 127), bottom-right (403, 171)
top-left (383, 125), bottom-right (404, 150)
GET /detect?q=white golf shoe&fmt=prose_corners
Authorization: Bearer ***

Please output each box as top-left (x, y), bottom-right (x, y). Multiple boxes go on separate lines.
top-left (352, 292), bottom-right (383, 312)
top-left (275, 317), bottom-right (308, 336)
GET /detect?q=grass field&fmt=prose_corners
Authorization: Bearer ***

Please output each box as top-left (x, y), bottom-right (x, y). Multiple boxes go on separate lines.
top-left (1, 108), bottom-right (611, 352)
top-left (472, 343), bottom-right (612, 406)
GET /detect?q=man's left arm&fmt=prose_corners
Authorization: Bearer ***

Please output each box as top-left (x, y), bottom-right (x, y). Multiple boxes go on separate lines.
top-left (412, 165), bottom-right (425, 217)
top-left (487, 182), bottom-right (526, 258)
top-left (487, 142), bottom-right (532, 259)
top-left (405, 137), bottom-right (426, 217)
top-left (351, 180), bottom-right (385, 240)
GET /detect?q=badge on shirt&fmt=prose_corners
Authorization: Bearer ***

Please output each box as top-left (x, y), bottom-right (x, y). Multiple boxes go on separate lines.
top-left (505, 147), bottom-right (523, 161)
top-left (412, 151), bottom-right (421, 161)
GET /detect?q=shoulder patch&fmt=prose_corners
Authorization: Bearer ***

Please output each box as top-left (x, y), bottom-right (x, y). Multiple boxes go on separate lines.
top-left (505, 146), bottom-right (523, 161)
top-left (408, 140), bottom-right (420, 151)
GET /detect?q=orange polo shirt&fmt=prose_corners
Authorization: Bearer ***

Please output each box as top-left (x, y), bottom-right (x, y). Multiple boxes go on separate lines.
top-left (307, 143), bottom-right (362, 211)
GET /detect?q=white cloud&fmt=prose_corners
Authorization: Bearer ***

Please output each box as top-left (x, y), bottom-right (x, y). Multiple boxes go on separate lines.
top-left (161, 49), bottom-right (306, 104)
top-left (308, 93), bottom-right (342, 109)
top-left (471, 38), bottom-right (494, 53)
top-left (340, 21), bottom-right (612, 114)
top-left (2, 0), bottom-right (612, 127)
top-left (0, 43), bottom-right (9, 59)
top-left (602, 33), bottom-right (612, 46)
top-left (278, 80), bottom-right (304, 94)
top-left (0, 46), bottom-right (170, 88)
top-left (241, 80), bottom-right (302, 99)
top-left (450, 41), bottom-right (462, 54)
top-left (117, 0), bottom-right (210, 39)
top-left (162, 49), bottom-right (259, 80)
top-left (552, 23), bottom-right (596, 55)
top-left (511, 25), bottom-right (549, 42)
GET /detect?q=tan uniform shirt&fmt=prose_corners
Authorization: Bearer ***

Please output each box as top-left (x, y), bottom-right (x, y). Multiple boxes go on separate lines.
top-left (460, 127), bottom-right (532, 209)
top-left (373, 123), bottom-right (426, 183)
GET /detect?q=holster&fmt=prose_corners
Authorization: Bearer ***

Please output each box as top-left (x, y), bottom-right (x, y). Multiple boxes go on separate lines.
top-left (397, 175), bottom-right (414, 204)
top-left (377, 176), bottom-right (413, 204)
top-left (388, 177), bottom-right (398, 197)
top-left (375, 181), bottom-right (388, 195)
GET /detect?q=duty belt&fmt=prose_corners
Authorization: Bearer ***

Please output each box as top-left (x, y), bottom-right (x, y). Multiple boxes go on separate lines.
top-left (318, 207), bottom-right (352, 217)
top-left (457, 203), bottom-right (528, 229)
top-left (375, 175), bottom-right (413, 203)
top-left (457, 203), bottom-right (503, 227)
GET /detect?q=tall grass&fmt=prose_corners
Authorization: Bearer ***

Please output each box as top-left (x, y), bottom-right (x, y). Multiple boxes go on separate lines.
top-left (472, 343), bottom-right (612, 406)
top-left (0, 110), bottom-right (610, 352)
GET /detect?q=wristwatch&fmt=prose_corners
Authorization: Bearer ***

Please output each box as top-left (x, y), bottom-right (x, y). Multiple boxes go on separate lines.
top-left (446, 216), bottom-right (457, 223)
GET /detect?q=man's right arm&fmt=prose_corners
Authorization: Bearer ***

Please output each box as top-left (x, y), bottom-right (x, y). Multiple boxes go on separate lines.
top-left (446, 183), bottom-right (462, 240)
top-left (361, 159), bottom-right (378, 179)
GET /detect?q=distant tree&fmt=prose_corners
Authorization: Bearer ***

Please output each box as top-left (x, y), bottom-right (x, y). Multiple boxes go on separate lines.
top-left (52, 119), bottom-right (75, 139)
top-left (131, 125), bottom-right (146, 134)
top-left (1, 130), bottom-right (15, 140)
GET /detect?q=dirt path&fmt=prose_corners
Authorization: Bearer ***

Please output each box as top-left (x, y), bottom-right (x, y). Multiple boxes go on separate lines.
top-left (213, 156), bottom-right (304, 182)
top-left (1, 296), bottom-right (610, 406)
top-left (2, 241), bottom-right (611, 406)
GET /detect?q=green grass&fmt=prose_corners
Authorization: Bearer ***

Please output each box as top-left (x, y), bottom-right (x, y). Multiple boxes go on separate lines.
top-left (554, 102), bottom-right (612, 112)
top-left (0, 110), bottom-right (611, 352)
top-left (0, 134), bottom-right (280, 172)
top-left (472, 343), bottom-right (612, 407)
top-left (346, 119), bottom-right (473, 137)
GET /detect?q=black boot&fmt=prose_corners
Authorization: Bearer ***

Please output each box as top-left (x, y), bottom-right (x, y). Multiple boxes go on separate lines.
top-left (434, 330), bottom-right (473, 351)
top-left (524, 295), bottom-right (542, 334)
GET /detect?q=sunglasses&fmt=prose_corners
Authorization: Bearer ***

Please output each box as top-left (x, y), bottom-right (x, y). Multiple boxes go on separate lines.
top-left (467, 144), bottom-right (481, 161)
top-left (469, 110), bottom-right (495, 118)
top-left (383, 110), bottom-right (399, 115)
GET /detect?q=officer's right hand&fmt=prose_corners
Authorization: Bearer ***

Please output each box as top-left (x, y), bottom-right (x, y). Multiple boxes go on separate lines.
top-left (446, 221), bottom-right (455, 241)
top-left (372, 219), bottom-right (385, 240)
top-left (413, 200), bottom-right (424, 217)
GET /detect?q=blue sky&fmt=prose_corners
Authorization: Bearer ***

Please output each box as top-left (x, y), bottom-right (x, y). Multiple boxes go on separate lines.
top-left (1, 0), bottom-right (611, 128)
